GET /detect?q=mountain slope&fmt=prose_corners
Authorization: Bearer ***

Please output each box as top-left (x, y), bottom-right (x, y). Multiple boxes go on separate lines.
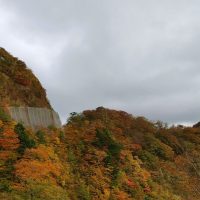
top-left (0, 49), bottom-right (199, 200)
top-left (1, 107), bottom-right (200, 200)
top-left (0, 47), bottom-right (51, 108)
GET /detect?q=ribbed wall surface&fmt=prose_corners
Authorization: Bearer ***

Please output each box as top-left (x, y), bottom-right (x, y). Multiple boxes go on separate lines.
top-left (7, 107), bottom-right (62, 130)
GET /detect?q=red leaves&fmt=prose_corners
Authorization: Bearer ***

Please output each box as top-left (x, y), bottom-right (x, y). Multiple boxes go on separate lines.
top-left (132, 143), bottom-right (142, 151)
top-left (144, 186), bottom-right (151, 193)
top-left (126, 179), bottom-right (138, 189)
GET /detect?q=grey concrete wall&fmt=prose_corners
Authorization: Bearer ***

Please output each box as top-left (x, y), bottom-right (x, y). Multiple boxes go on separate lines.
top-left (7, 107), bottom-right (62, 130)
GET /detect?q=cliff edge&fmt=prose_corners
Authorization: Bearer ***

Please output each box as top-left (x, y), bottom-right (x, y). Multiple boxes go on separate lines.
top-left (0, 47), bottom-right (51, 108)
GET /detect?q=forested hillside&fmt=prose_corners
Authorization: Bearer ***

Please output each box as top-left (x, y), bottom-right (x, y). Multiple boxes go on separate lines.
top-left (0, 48), bottom-right (199, 200)
top-left (1, 107), bottom-right (200, 200)
top-left (0, 48), bottom-right (51, 108)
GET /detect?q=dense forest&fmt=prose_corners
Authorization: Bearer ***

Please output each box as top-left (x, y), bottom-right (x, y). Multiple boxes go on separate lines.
top-left (0, 107), bottom-right (200, 200)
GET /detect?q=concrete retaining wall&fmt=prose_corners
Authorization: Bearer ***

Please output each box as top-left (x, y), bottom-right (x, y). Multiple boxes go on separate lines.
top-left (7, 107), bottom-right (62, 130)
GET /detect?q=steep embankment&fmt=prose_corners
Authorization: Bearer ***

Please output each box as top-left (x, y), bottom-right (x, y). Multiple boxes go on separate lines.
top-left (0, 48), bottom-right (51, 108)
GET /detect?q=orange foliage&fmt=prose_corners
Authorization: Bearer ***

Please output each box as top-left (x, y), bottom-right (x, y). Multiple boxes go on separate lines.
top-left (14, 73), bottom-right (31, 86)
top-left (114, 189), bottom-right (132, 200)
top-left (0, 151), bottom-right (13, 160)
top-left (15, 160), bottom-right (61, 181)
top-left (15, 145), bottom-right (63, 183)
top-left (0, 120), bottom-right (3, 127)
top-left (132, 143), bottom-right (142, 151)
top-left (0, 124), bottom-right (20, 152)
top-left (0, 138), bottom-right (20, 150)
top-left (23, 145), bottom-right (57, 161)
top-left (125, 179), bottom-right (138, 189)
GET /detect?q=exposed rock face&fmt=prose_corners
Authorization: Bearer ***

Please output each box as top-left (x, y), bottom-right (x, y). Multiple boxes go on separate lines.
top-left (0, 47), bottom-right (51, 108)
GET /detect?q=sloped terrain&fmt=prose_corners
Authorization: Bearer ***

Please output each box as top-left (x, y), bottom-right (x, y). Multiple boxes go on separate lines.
top-left (0, 48), bottom-right (199, 200)
top-left (0, 48), bottom-right (51, 108)
top-left (1, 107), bottom-right (200, 200)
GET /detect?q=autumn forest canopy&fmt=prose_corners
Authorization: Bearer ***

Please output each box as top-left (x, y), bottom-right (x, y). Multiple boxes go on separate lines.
top-left (0, 49), bottom-right (200, 200)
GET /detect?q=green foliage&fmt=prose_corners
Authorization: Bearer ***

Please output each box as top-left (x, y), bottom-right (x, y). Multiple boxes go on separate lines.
top-left (0, 108), bottom-right (11, 122)
top-left (76, 182), bottom-right (91, 200)
top-left (67, 147), bottom-right (77, 166)
top-left (48, 125), bottom-right (57, 131)
top-left (108, 142), bottom-right (123, 158)
top-left (14, 123), bottom-right (36, 154)
top-left (0, 179), bottom-right (11, 192)
top-left (111, 167), bottom-right (123, 188)
top-left (143, 134), bottom-right (174, 160)
top-left (36, 130), bottom-right (46, 144)
top-left (94, 129), bottom-right (123, 166)
top-left (144, 195), bottom-right (154, 200)
top-left (22, 181), bottom-right (69, 200)
top-left (156, 132), bottom-right (183, 155)
top-left (105, 143), bottom-right (123, 167)
top-left (94, 129), bottom-right (113, 148)
top-left (78, 141), bottom-right (86, 154)
top-left (138, 150), bottom-right (159, 169)
top-left (67, 112), bottom-right (85, 126)
top-left (59, 131), bottom-right (65, 141)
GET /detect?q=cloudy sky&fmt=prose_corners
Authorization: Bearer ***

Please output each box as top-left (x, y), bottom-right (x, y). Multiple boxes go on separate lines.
top-left (0, 0), bottom-right (200, 125)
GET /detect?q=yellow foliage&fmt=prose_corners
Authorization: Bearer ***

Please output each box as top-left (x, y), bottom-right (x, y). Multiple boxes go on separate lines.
top-left (0, 120), bottom-right (3, 127)
top-left (24, 145), bottom-right (58, 161)
top-left (14, 145), bottom-right (63, 183)
top-left (103, 188), bottom-right (110, 199)
top-left (15, 159), bottom-right (62, 182)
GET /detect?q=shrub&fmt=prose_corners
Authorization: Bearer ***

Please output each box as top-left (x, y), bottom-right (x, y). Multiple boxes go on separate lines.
top-left (111, 168), bottom-right (124, 188)
top-left (94, 129), bottom-right (123, 167)
top-left (0, 180), bottom-right (11, 192)
top-left (67, 147), bottom-right (77, 165)
top-left (36, 130), bottom-right (46, 144)
top-left (143, 134), bottom-right (174, 160)
top-left (93, 129), bottom-right (113, 148)
top-left (0, 108), bottom-right (11, 122)
top-left (67, 112), bottom-right (85, 126)
top-left (138, 150), bottom-right (159, 169)
top-left (23, 181), bottom-right (70, 200)
top-left (59, 131), bottom-right (65, 141)
top-left (76, 182), bottom-right (91, 200)
top-left (108, 142), bottom-right (123, 159)
top-left (14, 123), bottom-right (36, 154)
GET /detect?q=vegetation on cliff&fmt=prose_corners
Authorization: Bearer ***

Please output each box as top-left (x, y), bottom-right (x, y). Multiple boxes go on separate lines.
top-left (0, 48), bottom-right (51, 108)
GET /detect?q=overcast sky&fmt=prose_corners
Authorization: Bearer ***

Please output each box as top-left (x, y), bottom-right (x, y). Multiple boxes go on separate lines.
top-left (0, 0), bottom-right (200, 125)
